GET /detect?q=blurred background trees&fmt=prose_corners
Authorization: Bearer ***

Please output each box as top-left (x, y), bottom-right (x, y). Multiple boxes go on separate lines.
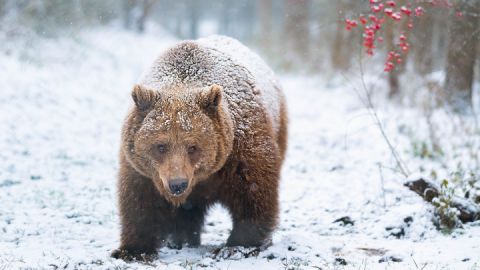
top-left (444, 0), bottom-right (479, 113)
top-left (0, 0), bottom-right (478, 111)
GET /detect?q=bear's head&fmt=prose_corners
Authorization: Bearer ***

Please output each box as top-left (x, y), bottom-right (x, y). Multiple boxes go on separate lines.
top-left (122, 84), bottom-right (234, 206)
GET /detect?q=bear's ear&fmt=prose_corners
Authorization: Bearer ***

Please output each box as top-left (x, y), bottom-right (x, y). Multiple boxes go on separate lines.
top-left (132, 84), bottom-right (158, 111)
top-left (200, 84), bottom-right (222, 115)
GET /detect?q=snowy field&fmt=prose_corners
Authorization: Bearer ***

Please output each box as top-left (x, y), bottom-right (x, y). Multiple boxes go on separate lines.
top-left (0, 28), bottom-right (479, 270)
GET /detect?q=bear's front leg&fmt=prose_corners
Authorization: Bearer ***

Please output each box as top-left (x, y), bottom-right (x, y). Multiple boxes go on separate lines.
top-left (112, 157), bottom-right (168, 261)
top-left (222, 156), bottom-right (279, 248)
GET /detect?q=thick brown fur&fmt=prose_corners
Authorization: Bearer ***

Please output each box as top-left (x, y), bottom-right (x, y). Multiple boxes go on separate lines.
top-left (112, 36), bottom-right (288, 261)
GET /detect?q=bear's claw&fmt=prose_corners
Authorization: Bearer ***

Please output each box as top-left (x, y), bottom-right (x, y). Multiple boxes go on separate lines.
top-left (111, 248), bottom-right (157, 262)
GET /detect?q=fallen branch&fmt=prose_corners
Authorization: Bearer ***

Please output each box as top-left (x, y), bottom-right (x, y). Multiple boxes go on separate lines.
top-left (404, 178), bottom-right (480, 223)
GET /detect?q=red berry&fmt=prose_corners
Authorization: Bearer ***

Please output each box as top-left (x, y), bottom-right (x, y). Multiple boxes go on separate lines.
top-left (360, 16), bottom-right (368, 25)
top-left (386, 1), bottom-right (396, 7)
top-left (400, 6), bottom-right (412, 16)
top-left (415, 6), bottom-right (424, 17)
top-left (384, 61), bottom-right (395, 72)
top-left (391, 12), bottom-right (402, 20)
top-left (372, 5), bottom-right (382, 12)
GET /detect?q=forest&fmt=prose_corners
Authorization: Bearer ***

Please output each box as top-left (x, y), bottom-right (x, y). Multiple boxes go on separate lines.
top-left (0, 0), bottom-right (479, 269)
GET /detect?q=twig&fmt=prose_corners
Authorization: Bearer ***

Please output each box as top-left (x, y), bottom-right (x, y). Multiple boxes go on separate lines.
top-left (338, 34), bottom-right (415, 180)
top-left (411, 256), bottom-right (419, 269)
top-left (378, 163), bottom-right (387, 208)
top-left (341, 48), bottom-right (410, 178)
top-left (356, 54), bottom-right (410, 178)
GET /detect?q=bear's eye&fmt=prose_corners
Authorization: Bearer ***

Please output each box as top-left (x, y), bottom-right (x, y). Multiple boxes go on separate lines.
top-left (156, 144), bottom-right (168, 154)
top-left (187, 145), bottom-right (198, 155)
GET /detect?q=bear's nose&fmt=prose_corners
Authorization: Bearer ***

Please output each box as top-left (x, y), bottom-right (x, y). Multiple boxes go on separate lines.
top-left (168, 178), bottom-right (188, 195)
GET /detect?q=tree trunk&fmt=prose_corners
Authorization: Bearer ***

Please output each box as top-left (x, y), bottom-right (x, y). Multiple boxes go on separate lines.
top-left (188, 0), bottom-right (199, 39)
top-left (219, 0), bottom-right (232, 35)
top-left (240, 0), bottom-right (255, 40)
top-left (444, 0), bottom-right (479, 113)
top-left (385, 1), bottom-right (410, 99)
top-left (412, 3), bottom-right (435, 75)
top-left (257, 0), bottom-right (273, 47)
top-left (284, 0), bottom-right (310, 68)
top-left (384, 18), bottom-right (400, 98)
top-left (0, 0), bottom-right (5, 18)
top-left (331, 0), bottom-right (347, 70)
top-left (136, 0), bottom-right (154, 33)
top-left (173, 0), bottom-right (185, 38)
top-left (330, 0), bottom-right (357, 71)
top-left (428, 8), bottom-right (450, 71)
top-left (123, 0), bottom-right (135, 30)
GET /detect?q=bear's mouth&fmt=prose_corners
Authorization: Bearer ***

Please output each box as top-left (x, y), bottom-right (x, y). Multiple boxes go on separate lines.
top-left (153, 177), bottom-right (194, 207)
top-left (165, 191), bottom-right (191, 207)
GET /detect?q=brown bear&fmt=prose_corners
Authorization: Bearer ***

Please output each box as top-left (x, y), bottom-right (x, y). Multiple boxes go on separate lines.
top-left (111, 35), bottom-right (288, 260)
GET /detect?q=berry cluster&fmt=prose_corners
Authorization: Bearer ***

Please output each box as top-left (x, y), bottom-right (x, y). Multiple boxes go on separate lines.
top-left (344, 0), bottom-right (452, 72)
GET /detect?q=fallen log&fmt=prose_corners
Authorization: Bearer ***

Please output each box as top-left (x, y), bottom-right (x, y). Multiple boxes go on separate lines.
top-left (404, 178), bottom-right (480, 223)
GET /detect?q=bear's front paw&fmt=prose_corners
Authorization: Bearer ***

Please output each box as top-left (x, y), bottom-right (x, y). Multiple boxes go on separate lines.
top-left (111, 248), bottom-right (157, 262)
top-left (226, 234), bottom-right (272, 249)
top-left (212, 243), bottom-right (271, 260)
top-left (166, 241), bottom-right (183, 250)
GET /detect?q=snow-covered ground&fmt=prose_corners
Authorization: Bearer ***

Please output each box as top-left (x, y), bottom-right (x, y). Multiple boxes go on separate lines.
top-left (0, 28), bottom-right (479, 270)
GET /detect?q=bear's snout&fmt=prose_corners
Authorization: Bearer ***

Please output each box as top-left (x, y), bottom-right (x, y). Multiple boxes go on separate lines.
top-left (168, 178), bottom-right (188, 195)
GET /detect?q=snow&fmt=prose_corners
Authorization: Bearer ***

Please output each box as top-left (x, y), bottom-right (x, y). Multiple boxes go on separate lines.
top-left (0, 27), bottom-right (479, 270)
top-left (139, 35), bottom-right (283, 140)
top-left (197, 35), bottom-right (283, 132)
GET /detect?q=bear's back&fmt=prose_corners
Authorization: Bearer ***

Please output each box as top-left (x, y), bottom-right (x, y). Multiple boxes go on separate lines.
top-left (139, 35), bottom-right (283, 135)
top-left (196, 36), bottom-right (282, 131)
